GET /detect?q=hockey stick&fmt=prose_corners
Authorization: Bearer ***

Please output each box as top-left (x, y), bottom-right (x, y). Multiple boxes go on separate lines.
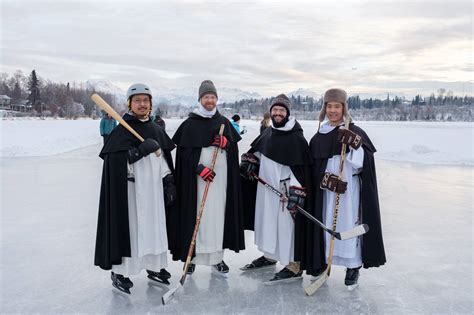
top-left (250, 173), bottom-right (368, 241)
top-left (162, 124), bottom-right (225, 305)
top-left (304, 119), bottom-right (351, 296)
top-left (91, 93), bottom-right (161, 156)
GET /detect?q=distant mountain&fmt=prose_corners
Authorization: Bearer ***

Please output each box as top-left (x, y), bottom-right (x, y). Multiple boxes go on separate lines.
top-left (288, 88), bottom-right (320, 99)
top-left (84, 80), bottom-right (261, 106)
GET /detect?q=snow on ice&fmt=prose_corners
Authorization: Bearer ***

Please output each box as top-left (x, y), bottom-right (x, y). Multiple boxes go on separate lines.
top-left (1, 118), bottom-right (473, 165)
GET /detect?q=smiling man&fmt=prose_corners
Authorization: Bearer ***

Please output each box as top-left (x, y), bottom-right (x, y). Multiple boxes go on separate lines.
top-left (170, 80), bottom-right (245, 278)
top-left (240, 94), bottom-right (318, 284)
top-left (308, 88), bottom-right (386, 290)
top-left (94, 83), bottom-right (177, 294)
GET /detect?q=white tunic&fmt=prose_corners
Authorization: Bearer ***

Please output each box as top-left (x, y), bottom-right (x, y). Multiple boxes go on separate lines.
top-left (191, 108), bottom-right (228, 266)
top-left (193, 146), bottom-right (227, 265)
top-left (254, 117), bottom-right (301, 266)
top-left (112, 153), bottom-right (171, 276)
top-left (320, 122), bottom-right (364, 268)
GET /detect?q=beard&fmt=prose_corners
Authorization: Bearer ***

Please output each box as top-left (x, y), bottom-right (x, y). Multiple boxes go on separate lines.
top-left (271, 114), bottom-right (289, 128)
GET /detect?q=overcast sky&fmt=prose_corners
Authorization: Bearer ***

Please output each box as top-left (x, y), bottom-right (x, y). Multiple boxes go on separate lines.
top-left (1, 0), bottom-right (472, 97)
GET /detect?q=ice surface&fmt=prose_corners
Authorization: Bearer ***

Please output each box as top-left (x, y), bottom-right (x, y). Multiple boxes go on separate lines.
top-left (1, 120), bottom-right (473, 313)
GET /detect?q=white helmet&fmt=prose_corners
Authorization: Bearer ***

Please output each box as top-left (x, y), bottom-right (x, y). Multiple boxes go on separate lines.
top-left (126, 83), bottom-right (152, 101)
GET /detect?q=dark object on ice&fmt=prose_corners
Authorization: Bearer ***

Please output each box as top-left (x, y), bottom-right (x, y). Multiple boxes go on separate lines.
top-left (345, 267), bottom-right (361, 286)
top-left (186, 263), bottom-right (196, 275)
top-left (212, 260), bottom-right (229, 275)
top-left (147, 269), bottom-right (171, 285)
top-left (111, 272), bottom-right (133, 294)
top-left (265, 267), bottom-right (303, 285)
top-left (240, 255), bottom-right (276, 271)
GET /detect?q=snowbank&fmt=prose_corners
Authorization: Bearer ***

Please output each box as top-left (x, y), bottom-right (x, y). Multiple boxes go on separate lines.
top-left (1, 118), bottom-right (472, 165)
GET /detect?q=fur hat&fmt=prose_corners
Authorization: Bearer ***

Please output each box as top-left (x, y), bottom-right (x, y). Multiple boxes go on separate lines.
top-left (270, 94), bottom-right (291, 116)
top-left (198, 80), bottom-right (218, 101)
top-left (318, 88), bottom-right (351, 122)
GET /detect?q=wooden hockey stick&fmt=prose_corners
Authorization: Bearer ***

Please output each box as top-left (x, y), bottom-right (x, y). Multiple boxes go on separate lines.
top-left (91, 93), bottom-right (161, 156)
top-left (162, 124), bottom-right (225, 305)
top-left (304, 118), bottom-right (351, 296)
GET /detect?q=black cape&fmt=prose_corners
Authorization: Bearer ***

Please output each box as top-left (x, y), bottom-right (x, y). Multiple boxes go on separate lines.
top-left (241, 120), bottom-right (322, 273)
top-left (308, 123), bottom-right (386, 269)
top-left (94, 113), bottom-right (176, 270)
top-left (169, 111), bottom-right (245, 262)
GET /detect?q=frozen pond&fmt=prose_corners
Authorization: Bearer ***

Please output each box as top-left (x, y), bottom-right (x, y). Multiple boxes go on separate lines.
top-left (1, 140), bottom-right (472, 314)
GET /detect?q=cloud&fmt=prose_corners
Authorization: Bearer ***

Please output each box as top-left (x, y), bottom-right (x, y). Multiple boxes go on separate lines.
top-left (2, 0), bottom-right (472, 96)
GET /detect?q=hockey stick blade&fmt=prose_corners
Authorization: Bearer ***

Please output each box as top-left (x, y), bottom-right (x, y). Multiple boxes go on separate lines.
top-left (304, 272), bottom-right (329, 296)
top-left (337, 224), bottom-right (369, 241)
top-left (161, 283), bottom-right (182, 305)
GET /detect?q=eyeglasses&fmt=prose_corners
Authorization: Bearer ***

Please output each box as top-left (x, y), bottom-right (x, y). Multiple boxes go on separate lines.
top-left (131, 99), bottom-right (150, 104)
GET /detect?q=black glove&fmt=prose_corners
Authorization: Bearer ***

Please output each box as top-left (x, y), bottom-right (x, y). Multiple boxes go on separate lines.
top-left (239, 152), bottom-right (260, 180)
top-left (162, 174), bottom-right (177, 207)
top-left (128, 138), bottom-right (161, 164)
top-left (286, 186), bottom-right (306, 218)
top-left (337, 128), bottom-right (363, 149)
top-left (320, 172), bottom-right (347, 194)
top-left (196, 164), bottom-right (216, 182)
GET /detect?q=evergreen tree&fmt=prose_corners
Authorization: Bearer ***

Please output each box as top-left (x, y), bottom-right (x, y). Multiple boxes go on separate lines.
top-left (27, 70), bottom-right (41, 112)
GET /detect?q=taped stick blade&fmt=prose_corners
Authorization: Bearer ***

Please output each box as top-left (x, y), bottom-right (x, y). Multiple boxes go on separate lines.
top-left (338, 224), bottom-right (369, 241)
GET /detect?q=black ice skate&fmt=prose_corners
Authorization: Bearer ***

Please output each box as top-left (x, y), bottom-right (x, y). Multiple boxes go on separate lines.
top-left (211, 260), bottom-right (229, 278)
top-left (240, 256), bottom-right (277, 271)
top-left (185, 263), bottom-right (196, 275)
top-left (309, 269), bottom-right (325, 282)
top-left (264, 267), bottom-right (303, 285)
top-left (111, 272), bottom-right (133, 294)
top-left (147, 269), bottom-right (171, 285)
top-left (345, 267), bottom-right (361, 291)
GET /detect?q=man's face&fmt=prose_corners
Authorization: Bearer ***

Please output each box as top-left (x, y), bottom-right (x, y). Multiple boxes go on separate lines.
top-left (130, 94), bottom-right (151, 118)
top-left (270, 105), bottom-right (287, 124)
top-left (200, 94), bottom-right (217, 111)
top-left (326, 101), bottom-right (344, 124)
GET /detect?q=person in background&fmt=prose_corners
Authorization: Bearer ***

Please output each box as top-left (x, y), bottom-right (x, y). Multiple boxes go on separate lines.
top-left (260, 112), bottom-right (271, 134)
top-left (100, 112), bottom-right (117, 144)
top-left (231, 114), bottom-right (247, 135)
top-left (153, 108), bottom-right (166, 130)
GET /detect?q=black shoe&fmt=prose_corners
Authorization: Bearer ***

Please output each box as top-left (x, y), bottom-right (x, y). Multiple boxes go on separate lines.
top-left (147, 269), bottom-right (171, 285)
top-left (345, 267), bottom-right (361, 288)
top-left (111, 272), bottom-right (133, 294)
top-left (310, 268), bottom-right (325, 281)
top-left (185, 263), bottom-right (196, 275)
top-left (240, 256), bottom-right (277, 271)
top-left (212, 260), bottom-right (229, 275)
top-left (265, 267), bottom-right (303, 285)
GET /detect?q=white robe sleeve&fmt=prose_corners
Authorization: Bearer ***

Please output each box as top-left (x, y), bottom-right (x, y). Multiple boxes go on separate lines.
top-left (160, 156), bottom-right (171, 178)
top-left (289, 169), bottom-right (302, 187)
top-left (345, 146), bottom-right (364, 173)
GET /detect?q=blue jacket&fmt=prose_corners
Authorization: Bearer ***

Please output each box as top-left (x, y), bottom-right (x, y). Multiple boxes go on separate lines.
top-left (100, 117), bottom-right (117, 136)
top-left (231, 121), bottom-right (240, 134)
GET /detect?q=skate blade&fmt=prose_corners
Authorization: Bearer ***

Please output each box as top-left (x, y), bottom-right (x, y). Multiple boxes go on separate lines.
top-left (310, 274), bottom-right (323, 282)
top-left (263, 276), bottom-right (302, 286)
top-left (239, 264), bottom-right (276, 271)
top-left (112, 283), bottom-right (131, 294)
top-left (147, 275), bottom-right (171, 285)
top-left (346, 283), bottom-right (359, 291)
top-left (211, 267), bottom-right (229, 278)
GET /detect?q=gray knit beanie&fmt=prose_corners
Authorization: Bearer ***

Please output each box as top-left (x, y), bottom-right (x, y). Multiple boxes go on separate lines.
top-left (270, 94), bottom-right (291, 116)
top-left (198, 80), bottom-right (218, 101)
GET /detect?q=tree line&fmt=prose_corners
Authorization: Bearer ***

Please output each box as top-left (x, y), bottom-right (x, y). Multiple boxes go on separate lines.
top-left (1, 70), bottom-right (472, 121)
